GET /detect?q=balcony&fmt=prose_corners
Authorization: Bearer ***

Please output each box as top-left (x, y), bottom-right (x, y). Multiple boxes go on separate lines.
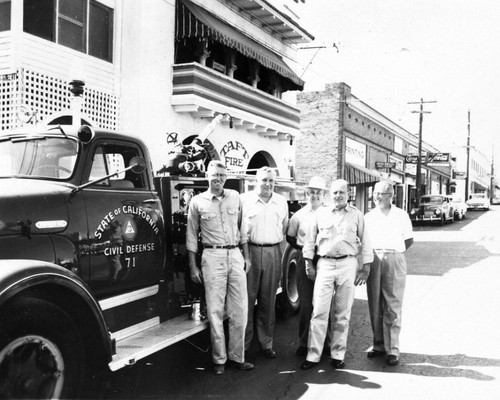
top-left (171, 63), bottom-right (300, 141)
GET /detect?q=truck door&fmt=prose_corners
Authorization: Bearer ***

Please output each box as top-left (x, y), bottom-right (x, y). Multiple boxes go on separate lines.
top-left (83, 140), bottom-right (164, 297)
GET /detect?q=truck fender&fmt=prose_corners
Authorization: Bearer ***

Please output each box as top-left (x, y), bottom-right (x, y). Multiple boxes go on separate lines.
top-left (0, 259), bottom-right (112, 361)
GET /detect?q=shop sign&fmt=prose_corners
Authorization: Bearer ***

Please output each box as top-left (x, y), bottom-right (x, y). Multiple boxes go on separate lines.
top-left (345, 137), bottom-right (366, 166)
top-left (427, 152), bottom-right (450, 166)
top-left (405, 153), bottom-right (427, 164)
top-left (389, 156), bottom-right (404, 171)
top-left (220, 140), bottom-right (249, 171)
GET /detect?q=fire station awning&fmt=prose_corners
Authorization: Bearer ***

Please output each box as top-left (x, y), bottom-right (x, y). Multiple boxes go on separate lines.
top-left (345, 163), bottom-right (382, 185)
top-left (176, 0), bottom-right (304, 89)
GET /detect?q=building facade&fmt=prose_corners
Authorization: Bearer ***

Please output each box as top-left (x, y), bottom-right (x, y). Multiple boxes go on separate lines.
top-left (0, 0), bottom-right (313, 180)
top-left (296, 82), bottom-right (452, 212)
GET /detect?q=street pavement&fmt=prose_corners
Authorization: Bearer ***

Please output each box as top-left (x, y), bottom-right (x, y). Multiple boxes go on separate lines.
top-left (103, 207), bottom-right (500, 400)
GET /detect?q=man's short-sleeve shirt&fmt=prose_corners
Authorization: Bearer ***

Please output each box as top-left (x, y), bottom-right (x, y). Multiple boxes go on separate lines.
top-left (364, 205), bottom-right (413, 253)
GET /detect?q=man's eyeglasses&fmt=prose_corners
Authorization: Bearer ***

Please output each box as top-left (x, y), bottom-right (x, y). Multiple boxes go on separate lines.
top-left (209, 174), bottom-right (227, 179)
top-left (307, 189), bottom-right (323, 196)
top-left (373, 192), bottom-right (391, 197)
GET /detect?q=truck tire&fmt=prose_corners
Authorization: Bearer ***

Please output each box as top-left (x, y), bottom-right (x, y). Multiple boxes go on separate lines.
top-left (276, 247), bottom-right (301, 318)
top-left (0, 297), bottom-right (85, 399)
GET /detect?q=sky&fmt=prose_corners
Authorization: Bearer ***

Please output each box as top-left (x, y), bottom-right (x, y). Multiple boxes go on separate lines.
top-left (289, 0), bottom-right (500, 172)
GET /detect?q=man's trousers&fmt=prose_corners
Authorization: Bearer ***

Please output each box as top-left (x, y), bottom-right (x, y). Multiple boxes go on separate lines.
top-left (366, 251), bottom-right (407, 357)
top-left (202, 248), bottom-right (248, 365)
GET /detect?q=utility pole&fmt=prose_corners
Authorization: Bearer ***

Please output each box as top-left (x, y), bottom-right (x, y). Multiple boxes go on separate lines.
top-left (490, 141), bottom-right (495, 204)
top-left (408, 98), bottom-right (437, 200)
top-left (465, 110), bottom-right (471, 201)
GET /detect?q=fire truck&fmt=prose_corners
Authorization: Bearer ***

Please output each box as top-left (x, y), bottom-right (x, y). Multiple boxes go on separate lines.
top-left (0, 117), bottom-right (306, 399)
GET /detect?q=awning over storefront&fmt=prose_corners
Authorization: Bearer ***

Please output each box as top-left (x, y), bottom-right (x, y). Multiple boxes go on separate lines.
top-left (345, 163), bottom-right (382, 185)
top-left (176, 0), bottom-right (304, 89)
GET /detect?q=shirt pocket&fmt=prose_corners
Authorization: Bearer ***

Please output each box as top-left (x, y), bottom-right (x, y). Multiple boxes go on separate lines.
top-left (317, 220), bottom-right (334, 240)
top-left (201, 212), bottom-right (218, 229)
top-left (339, 225), bottom-right (358, 244)
top-left (227, 207), bottom-right (239, 223)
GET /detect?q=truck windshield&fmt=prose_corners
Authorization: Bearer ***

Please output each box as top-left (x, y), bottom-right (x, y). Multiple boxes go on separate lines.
top-left (0, 136), bottom-right (78, 179)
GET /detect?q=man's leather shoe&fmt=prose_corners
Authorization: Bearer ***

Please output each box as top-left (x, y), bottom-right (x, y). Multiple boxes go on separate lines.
top-left (228, 360), bottom-right (254, 370)
top-left (262, 348), bottom-right (277, 359)
top-left (387, 355), bottom-right (399, 366)
top-left (301, 360), bottom-right (319, 370)
top-left (367, 349), bottom-right (386, 359)
top-left (296, 346), bottom-right (307, 357)
top-left (331, 358), bottom-right (345, 369)
top-left (213, 364), bottom-right (225, 375)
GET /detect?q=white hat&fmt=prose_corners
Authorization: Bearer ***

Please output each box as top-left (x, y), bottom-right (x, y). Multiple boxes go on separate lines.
top-left (307, 176), bottom-right (327, 191)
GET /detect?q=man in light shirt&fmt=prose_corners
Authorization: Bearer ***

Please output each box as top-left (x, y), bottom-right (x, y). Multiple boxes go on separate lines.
top-left (301, 179), bottom-right (373, 370)
top-left (241, 166), bottom-right (288, 359)
top-left (364, 180), bottom-right (413, 366)
top-left (186, 161), bottom-right (253, 375)
top-left (286, 176), bottom-right (328, 357)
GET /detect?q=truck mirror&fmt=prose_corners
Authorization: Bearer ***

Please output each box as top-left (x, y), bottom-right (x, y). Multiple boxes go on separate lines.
top-left (78, 125), bottom-right (95, 143)
top-left (130, 156), bottom-right (147, 174)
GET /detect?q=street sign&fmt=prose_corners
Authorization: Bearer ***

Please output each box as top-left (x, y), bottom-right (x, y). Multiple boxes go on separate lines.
top-left (453, 171), bottom-right (466, 180)
top-left (375, 162), bottom-right (396, 169)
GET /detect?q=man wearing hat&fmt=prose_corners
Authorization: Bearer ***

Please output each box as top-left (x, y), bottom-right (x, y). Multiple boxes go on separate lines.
top-left (286, 176), bottom-right (328, 357)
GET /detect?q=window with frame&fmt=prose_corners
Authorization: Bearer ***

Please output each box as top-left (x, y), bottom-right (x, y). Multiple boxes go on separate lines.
top-left (23, 0), bottom-right (113, 62)
top-left (0, 0), bottom-right (11, 32)
top-left (89, 143), bottom-right (146, 190)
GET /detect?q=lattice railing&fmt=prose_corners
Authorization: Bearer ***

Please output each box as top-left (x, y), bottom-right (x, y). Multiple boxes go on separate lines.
top-left (0, 69), bottom-right (120, 130)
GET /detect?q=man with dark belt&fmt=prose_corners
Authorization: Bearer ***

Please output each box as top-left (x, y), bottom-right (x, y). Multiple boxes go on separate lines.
top-left (301, 179), bottom-right (373, 370)
top-left (364, 180), bottom-right (413, 366)
top-left (241, 166), bottom-right (288, 359)
top-left (286, 176), bottom-right (328, 357)
top-left (186, 161), bottom-right (254, 375)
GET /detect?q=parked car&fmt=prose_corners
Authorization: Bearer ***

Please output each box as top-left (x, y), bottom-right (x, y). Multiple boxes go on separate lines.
top-left (409, 194), bottom-right (454, 225)
top-left (466, 193), bottom-right (490, 210)
top-left (447, 196), bottom-right (467, 220)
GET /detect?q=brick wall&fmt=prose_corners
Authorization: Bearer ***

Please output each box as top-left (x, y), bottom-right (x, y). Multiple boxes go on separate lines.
top-left (296, 82), bottom-right (350, 185)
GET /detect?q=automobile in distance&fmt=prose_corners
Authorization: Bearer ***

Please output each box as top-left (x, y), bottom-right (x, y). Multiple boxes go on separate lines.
top-left (447, 195), bottom-right (467, 220)
top-left (409, 194), bottom-right (454, 225)
top-left (466, 193), bottom-right (490, 210)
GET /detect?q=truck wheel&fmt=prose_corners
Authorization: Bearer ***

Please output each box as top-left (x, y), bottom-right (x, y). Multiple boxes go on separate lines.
top-left (0, 298), bottom-right (85, 399)
top-left (276, 247), bottom-right (301, 318)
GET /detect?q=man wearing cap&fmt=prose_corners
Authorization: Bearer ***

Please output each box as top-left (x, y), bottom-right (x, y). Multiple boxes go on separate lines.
top-left (186, 161), bottom-right (254, 375)
top-left (364, 180), bottom-right (413, 366)
top-left (286, 176), bottom-right (328, 357)
top-left (241, 166), bottom-right (289, 359)
top-left (301, 179), bottom-right (373, 370)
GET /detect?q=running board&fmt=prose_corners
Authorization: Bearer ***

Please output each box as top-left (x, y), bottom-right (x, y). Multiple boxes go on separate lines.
top-left (109, 315), bottom-right (209, 371)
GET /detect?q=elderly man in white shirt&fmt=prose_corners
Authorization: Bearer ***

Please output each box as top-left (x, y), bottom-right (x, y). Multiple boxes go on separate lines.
top-left (241, 166), bottom-right (288, 359)
top-left (364, 180), bottom-right (414, 366)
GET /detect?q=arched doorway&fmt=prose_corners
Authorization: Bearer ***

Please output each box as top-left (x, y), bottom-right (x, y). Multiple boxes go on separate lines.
top-left (247, 151), bottom-right (277, 175)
